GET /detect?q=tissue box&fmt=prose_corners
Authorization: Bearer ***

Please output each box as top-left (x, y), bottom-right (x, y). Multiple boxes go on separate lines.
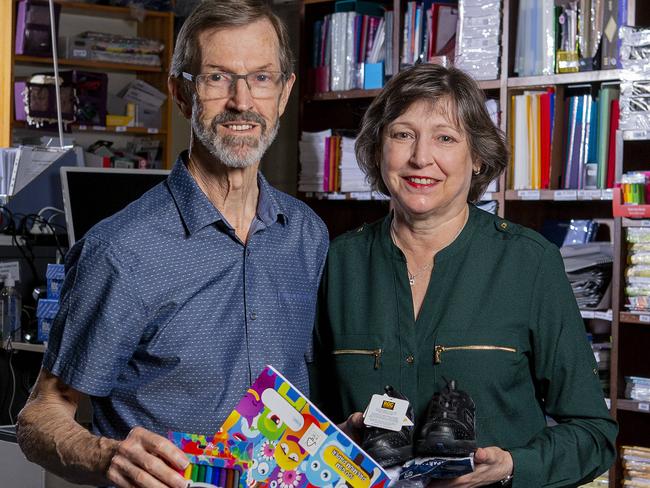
top-left (46, 263), bottom-right (64, 299)
top-left (36, 299), bottom-right (59, 342)
top-left (363, 62), bottom-right (384, 89)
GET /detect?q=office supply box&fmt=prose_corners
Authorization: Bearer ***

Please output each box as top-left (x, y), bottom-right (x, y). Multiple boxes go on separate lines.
top-left (46, 264), bottom-right (64, 300)
top-left (36, 298), bottom-right (59, 342)
top-left (170, 365), bottom-right (390, 488)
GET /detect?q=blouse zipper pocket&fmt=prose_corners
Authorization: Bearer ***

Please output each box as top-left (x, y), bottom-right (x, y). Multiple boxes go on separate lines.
top-left (434, 345), bottom-right (516, 364)
top-left (332, 348), bottom-right (383, 369)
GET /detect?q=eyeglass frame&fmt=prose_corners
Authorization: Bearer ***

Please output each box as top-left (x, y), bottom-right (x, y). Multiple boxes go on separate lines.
top-left (181, 70), bottom-right (288, 99)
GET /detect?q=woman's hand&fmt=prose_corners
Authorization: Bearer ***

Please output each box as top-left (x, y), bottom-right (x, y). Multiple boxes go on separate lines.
top-left (426, 447), bottom-right (513, 487)
top-left (337, 412), bottom-right (366, 444)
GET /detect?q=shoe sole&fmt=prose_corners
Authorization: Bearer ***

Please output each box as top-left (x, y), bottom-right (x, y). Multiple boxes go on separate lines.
top-left (415, 438), bottom-right (477, 457)
top-left (364, 444), bottom-right (413, 468)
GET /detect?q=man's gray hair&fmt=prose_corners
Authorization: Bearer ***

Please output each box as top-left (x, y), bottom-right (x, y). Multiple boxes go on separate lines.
top-left (169, 0), bottom-right (294, 89)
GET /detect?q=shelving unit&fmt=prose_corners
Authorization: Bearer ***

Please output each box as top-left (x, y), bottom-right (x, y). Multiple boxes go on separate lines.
top-left (6, 342), bottom-right (46, 353)
top-left (299, 1), bottom-right (647, 486)
top-left (0, 0), bottom-right (174, 168)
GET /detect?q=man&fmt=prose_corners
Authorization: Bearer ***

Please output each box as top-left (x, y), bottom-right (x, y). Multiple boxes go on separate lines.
top-left (16, 1), bottom-right (329, 486)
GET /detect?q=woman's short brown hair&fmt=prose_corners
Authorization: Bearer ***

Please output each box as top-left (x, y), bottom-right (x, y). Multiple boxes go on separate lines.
top-left (355, 63), bottom-right (508, 203)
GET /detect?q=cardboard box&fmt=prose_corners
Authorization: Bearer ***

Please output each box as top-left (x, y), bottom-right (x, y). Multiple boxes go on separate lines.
top-left (36, 298), bottom-right (59, 342)
top-left (363, 62), bottom-right (384, 90)
top-left (46, 263), bottom-right (64, 300)
top-left (169, 365), bottom-right (390, 488)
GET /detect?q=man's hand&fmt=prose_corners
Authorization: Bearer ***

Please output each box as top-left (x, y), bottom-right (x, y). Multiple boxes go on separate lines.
top-left (107, 426), bottom-right (190, 488)
top-left (337, 412), bottom-right (365, 444)
top-left (427, 447), bottom-right (513, 488)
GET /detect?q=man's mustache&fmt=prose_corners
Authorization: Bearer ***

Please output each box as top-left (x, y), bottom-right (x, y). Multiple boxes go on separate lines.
top-left (210, 110), bottom-right (267, 133)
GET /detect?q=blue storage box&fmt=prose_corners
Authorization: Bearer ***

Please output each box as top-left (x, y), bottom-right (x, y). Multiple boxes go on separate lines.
top-left (36, 298), bottom-right (59, 343)
top-left (363, 62), bottom-right (384, 89)
top-left (46, 263), bottom-right (65, 300)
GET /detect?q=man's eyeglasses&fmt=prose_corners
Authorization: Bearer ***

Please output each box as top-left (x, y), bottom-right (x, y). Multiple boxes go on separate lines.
top-left (182, 71), bottom-right (286, 100)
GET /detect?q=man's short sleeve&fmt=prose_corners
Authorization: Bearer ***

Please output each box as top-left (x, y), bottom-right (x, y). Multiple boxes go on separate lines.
top-left (42, 236), bottom-right (147, 397)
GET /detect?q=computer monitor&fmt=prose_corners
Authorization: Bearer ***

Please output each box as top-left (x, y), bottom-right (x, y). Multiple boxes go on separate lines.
top-left (60, 167), bottom-right (169, 246)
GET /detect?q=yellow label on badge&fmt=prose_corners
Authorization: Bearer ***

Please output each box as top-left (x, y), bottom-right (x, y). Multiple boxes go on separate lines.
top-left (381, 400), bottom-right (395, 410)
top-left (323, 445), bottom-right (371, 488)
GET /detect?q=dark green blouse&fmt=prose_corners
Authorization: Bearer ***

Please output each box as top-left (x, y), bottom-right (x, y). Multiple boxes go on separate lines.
top-left (310, 205), bottom-right (616, 488)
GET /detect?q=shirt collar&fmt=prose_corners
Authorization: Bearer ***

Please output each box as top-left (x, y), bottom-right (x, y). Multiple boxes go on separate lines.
top-left (167, 152), bottom-right (287, 236)
top-left (380, 204), bottom-right (477, 262)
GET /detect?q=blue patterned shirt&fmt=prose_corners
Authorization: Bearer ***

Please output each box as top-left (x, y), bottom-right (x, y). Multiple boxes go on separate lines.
top-left (43, 153), bottom-right (329, 440)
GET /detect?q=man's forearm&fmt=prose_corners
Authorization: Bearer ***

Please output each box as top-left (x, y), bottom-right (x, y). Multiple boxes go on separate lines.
top-left (17, 396), bottom-right (119, 485)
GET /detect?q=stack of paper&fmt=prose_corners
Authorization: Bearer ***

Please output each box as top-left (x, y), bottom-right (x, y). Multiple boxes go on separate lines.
top-left (621, 445), bottom-right (650, 487)
top-left (329, 12), bottom-right (358, 91)
top-left (625, 377), bottom-right (650, 401)
top-left (298, 130), bottom-right (331, 192)
top-left (455, 0), bottom-right (501, 80)
top-left (514, 0), bottom-right (555, 76)
top-left (590, 340), bottom-right (611, 396)
top-left (0, 148), bottom-right (19, 202)
top-left (561, 242), bottom-right (613, 309)
top-left (624, 228), bottom-right (650, 312)
top-left (339, 136), bottom-right (370, 192)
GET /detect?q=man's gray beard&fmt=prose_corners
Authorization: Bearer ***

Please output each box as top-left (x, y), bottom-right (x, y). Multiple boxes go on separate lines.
top-left (191, 104), bottom-right (279, 169)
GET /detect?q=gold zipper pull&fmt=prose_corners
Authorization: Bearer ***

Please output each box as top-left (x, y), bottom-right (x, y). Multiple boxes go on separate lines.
top-left (434, 345), bottom-right (444, 364)
top-left (373, 349), bottom-right (382, 369)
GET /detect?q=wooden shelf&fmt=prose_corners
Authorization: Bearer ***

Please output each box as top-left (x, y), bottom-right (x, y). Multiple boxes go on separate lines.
top-left (306, 89), bottom-right (383, 101)
top-left (54, 1), bottom-right (171, 18)
top-left (507, 69), bottom-right (626, 88)
top-left (304, 191), bottom-right (502, 202)
top-left (306, 79), bottom-right (500, 102)
top-left (619, 312), bottom-right (650, 325)
top-left (622, 129), bottom-right (650, 141)
top-left (12, 120), bottom-right (165, 135)
top-left (303, 191), bottom-right (390, 201)
top-left (622, 218), bottom-right (650, 228)
top-left (14, 55), bottom-right (162, 73)
top-left (581, 309), bottom-right (613, 321)
top-left (617, 399), bottom-right (650, 414)
top-left (505, 189), bottom-right (614, 201)
top-left (5, 341), bottom-right (46, 353)
top-left (477, 79), bottom-right (501, 90)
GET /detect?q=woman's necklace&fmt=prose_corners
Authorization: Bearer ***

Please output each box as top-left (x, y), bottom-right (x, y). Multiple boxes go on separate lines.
top-left (406, 261), bottom-right (434, 286)
top-left (389, 222), bottom-right (434, 286)
top-left (390, 214), bottom-right (466, 287)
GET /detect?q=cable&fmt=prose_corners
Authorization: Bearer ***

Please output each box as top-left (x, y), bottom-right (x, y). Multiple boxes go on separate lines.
top-left (37, 206), bottom-right (64, 226)
top-left (7, 345), bottom-right (16, 425)
top-left (16, 213), bottom-right (66, 268)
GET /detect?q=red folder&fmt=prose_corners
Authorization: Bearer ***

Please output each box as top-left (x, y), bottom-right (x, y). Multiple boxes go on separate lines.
top-left (606, 99), bottom-right (620, 189)
top-left (540, 90), bottom-right (552, 189)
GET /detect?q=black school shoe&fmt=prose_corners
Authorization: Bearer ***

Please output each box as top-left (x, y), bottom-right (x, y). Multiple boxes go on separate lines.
top-left (361, 385), bottom-right (414, 468)
top-left (415, 380), bottom-right (477, 457)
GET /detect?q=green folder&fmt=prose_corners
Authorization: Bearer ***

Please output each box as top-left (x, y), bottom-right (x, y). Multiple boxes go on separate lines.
top-left (597, 85), bottom-right (620, 189)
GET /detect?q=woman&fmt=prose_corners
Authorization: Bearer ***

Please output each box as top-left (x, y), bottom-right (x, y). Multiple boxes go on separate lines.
top-left (310, 64), bottom-right (616, 487)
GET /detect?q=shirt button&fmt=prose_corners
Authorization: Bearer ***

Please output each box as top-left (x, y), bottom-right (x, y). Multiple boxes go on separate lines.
top-left (249, 312), bottom-right (257, 321)
top-left (406, 355), bottom-right (414, 364)
top-left (247, 249), bottom-right (252, 256)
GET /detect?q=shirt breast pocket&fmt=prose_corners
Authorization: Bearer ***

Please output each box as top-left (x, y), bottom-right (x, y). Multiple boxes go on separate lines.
top-left (277, 290), bottom-right (317, 361)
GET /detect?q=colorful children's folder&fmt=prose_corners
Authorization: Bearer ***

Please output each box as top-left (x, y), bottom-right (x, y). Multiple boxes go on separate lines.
top-left (170, 365), bottom-right (389, 488)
